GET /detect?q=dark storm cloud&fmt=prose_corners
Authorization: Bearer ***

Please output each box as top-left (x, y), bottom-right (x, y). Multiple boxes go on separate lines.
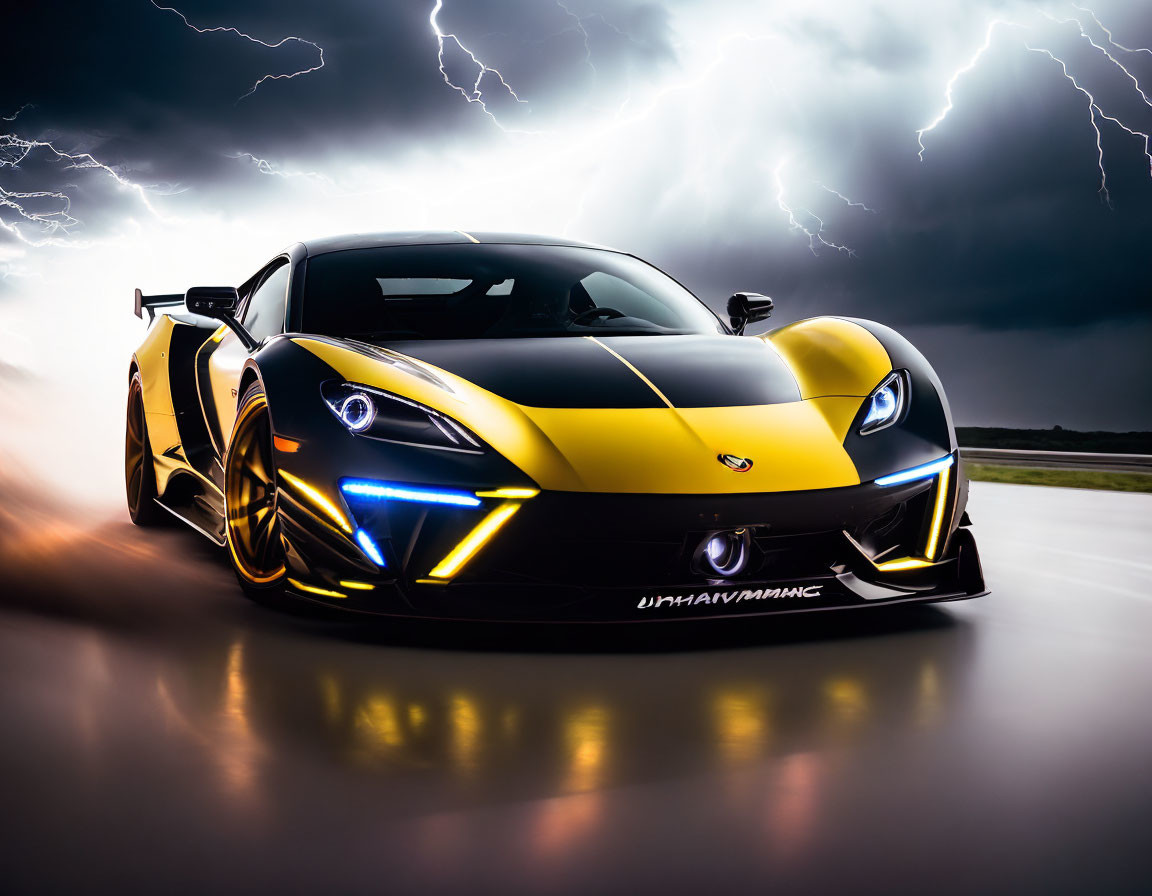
top-left (0, 0), bottom-right (674, 192)
top-left (2, 1), bottom-right (1151, 427)
top-left (648, 27), bottom-right (1152, 338)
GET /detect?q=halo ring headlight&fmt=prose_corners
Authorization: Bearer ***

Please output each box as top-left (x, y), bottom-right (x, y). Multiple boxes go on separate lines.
top-left (339, 392), bottom-right (376, 432)
top-left (859, 371), bottom-right (907, 435)
top-left (321, 381), bottom-right (484, 453)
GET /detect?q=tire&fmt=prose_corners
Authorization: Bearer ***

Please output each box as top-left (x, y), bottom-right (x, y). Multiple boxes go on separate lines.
top-left (125, 371), bottom-right (164, 526)
top-left (224, 380), bottom-right (288, 603)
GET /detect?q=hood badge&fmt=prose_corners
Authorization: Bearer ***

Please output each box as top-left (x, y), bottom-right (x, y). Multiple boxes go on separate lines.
top-left (718, 453), bottom-right (753, 472)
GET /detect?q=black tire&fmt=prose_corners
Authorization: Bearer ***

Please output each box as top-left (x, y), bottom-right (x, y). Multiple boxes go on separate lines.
top-left (125, 371), bottom-right (164, 526)
top-left (224, 381), bottom-right (288, 603)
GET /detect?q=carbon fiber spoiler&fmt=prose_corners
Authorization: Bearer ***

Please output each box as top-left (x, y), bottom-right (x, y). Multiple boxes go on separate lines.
top-left (134, 287), bottom-right (184, 321)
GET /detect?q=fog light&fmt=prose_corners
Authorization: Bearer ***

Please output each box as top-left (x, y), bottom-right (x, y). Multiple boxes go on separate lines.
top-left (703, 529), bottom-right (749, 576)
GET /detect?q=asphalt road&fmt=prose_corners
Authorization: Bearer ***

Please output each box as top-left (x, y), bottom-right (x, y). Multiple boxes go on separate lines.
top-left (0, 480), bottom-right (1150, 895)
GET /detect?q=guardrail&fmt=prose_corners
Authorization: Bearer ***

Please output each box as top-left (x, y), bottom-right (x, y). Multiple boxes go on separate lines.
top-left (959, 447), bottom-right (1152, 473)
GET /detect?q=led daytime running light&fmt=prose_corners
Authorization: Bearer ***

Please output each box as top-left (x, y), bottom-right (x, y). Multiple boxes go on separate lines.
top-left (354, 528), bottom-right (387, 567)
top-left (341, 480), bottom-right (482, 508)
top-left (874, 454), bottom-right (955, 487)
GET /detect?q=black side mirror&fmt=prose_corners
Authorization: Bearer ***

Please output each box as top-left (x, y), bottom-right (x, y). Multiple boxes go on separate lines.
top-left (727, 292), bottom-right (774, 335)
top-left (185, 286), bottom-right (258, 350)
top-left (185, 286), bottom-right (240, 317)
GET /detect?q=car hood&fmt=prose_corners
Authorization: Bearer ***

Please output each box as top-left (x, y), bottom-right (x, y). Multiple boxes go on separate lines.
top-left (292, 331), bottom-right (893, 494)
top-left (374, 335), bottom-right (801, 409)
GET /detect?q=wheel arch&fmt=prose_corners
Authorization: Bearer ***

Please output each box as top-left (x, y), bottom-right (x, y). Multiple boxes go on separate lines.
top-left (238, 363), bottom-right (263, 409)
top-left (830, 317), bottom-right (957, 486)
top-left (764, 316), bottom-right (893, 399)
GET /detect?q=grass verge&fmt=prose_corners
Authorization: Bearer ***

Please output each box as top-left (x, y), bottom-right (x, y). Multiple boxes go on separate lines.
top-left (966, 464), bottom-right (1152, 493)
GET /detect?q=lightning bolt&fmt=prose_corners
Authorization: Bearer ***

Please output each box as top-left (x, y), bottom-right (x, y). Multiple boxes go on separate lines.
top-left (917, 19), bottom-right (1015, 162)
top-left (774, 159), bottom-right (854, 257)
top-left (1024, 43), bottom-right (1111, 204)
top-left (550, 2), bottom-right (648, 78)
top-left (917, 7), bottom-right (1152, 204)
top-left (1043, 10), bottom-right (1152, 108)
top-left (1, 104), bottom-right (32, 122)
top-left (231, 152), bottom-right (337, 188)
top-left (1071, 4), bottom-right (1152, 58)
top-left (149, 1), bottom-right (324, 102)
top-left (429, 0), bottom-right (531, 129)
top-left (1041, 8), bottom-right (1152, 180)
top-left (0, 186), bottom-right (78, 247)
top-left (816, 182), bottom-right (877, 214)
top-left (555, 2), bottom-right (596, 75)
top-left (3, 2), bottom-right (325, 259)
top-left (0, 130), bottom-right (166, 247)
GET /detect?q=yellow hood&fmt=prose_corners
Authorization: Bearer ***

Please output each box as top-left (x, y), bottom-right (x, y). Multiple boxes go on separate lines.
top-left (293, 323), bottom-right (891, 494)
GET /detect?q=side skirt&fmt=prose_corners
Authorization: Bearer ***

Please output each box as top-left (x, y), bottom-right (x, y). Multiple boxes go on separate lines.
top-left (154, 493), bottom-right (226, 546)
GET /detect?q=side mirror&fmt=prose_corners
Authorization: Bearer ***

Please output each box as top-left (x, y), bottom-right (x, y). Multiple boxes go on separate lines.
top-left (184, 286), bottom-right (258, 351)
top-left (727, 292), bottom-right (774, 335)
top-left (185, 286), bottom-right (240, 318)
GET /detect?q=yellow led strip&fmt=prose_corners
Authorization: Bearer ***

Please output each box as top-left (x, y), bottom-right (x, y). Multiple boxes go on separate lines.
top-left (427, 501), bottom-right (522, 580)
top-left (288, 578), bottom-right (346, 598)
top-left (874, 557), bottom-right (933, 572)
top-left (843, 464), bottom-right (954, 574)
top-left (338, 580), bottom-right (376, 591)
top-left (924, 465), bottom-right (951, 560)
top-left (474, 487), bottom-right (540, 499)
top-left (277, 469), bottom-right (353, 534)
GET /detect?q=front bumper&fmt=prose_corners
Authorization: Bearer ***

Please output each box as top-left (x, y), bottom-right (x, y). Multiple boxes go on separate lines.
top-left (275, 462), bottom-right (986, 621)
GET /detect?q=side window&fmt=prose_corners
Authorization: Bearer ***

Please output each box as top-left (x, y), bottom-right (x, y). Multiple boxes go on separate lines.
top-left (243, 263), bottom-right (291, 343)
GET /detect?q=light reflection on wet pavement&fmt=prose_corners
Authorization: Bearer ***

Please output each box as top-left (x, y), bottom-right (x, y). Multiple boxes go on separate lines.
top-left (1, 475), bottom-right (1150, 894)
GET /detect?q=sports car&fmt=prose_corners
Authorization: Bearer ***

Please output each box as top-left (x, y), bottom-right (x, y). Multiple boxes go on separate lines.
top-left (126, 231), bottom-right (985, 620)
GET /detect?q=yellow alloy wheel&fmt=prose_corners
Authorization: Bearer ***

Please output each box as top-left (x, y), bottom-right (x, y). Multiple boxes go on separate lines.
top-left (225, 385), bottom-right (286, 585)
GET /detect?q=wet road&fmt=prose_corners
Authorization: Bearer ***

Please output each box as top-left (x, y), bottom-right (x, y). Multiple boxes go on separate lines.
top-left (0, 480), bottom-right (1150, 895)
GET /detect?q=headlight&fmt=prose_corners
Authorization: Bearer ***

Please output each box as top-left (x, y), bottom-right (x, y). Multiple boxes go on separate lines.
top-left (859, 371), bottom-right (907, 435)
top-left (337, 392), bottom-right (376, 432)
top-left (322, 381), bottom-right (483, 453)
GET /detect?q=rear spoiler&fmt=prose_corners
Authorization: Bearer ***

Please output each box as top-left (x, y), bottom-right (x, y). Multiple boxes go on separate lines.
top-left (134, 288), bottom-right (184, 321)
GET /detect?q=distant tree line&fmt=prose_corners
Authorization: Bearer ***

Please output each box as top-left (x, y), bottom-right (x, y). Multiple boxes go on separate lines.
top-left (957, 428), bottom-right (1152, 454)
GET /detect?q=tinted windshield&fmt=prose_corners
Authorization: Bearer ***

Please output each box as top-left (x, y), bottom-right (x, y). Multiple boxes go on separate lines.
top-left (301, 244), bottom-right (724, 340)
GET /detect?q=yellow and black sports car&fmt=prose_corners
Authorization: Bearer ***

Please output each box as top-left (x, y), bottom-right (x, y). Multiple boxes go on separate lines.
top-left (126, 231), bottom-right (985, 620)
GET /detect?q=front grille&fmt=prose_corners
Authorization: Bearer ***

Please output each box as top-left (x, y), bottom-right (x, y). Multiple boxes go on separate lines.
top-left (453, 481), bottom-right (936, 588)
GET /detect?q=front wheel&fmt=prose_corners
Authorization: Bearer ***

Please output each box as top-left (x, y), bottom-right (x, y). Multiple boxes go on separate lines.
top-left (225, 381), bottom-right (288, 602)
top-left (125, 371), bottom-right (163, 526)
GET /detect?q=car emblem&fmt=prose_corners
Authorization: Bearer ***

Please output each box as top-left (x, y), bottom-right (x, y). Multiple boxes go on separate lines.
top-left (718, 453), bottom-right (753, 472)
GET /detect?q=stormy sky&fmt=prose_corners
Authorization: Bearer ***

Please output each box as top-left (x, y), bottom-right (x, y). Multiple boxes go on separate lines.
top-left (2, 0), bottom-right (1151, 450)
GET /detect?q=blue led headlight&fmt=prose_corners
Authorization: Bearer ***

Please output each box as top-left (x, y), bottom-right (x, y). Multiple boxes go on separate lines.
top-left (338, 392), bottom-right (376, 432)
top-left (859, 371), bottom-right (906, 435)
top-left (321, 381), bottom-right (483, 453)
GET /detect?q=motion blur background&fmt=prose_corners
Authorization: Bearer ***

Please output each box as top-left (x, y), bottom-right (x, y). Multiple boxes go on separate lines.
top-left (2, 0), bottom-right (1151, 502)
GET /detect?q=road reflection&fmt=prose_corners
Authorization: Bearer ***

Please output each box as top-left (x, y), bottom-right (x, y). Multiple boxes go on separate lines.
top-left (0, 467), bottom-right (975, 878)
top-left (142, 614), bottom-right (971, 815)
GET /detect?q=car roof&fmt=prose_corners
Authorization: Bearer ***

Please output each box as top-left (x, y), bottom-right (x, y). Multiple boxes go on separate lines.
top-left (297, 231), bottom-right (617, 257)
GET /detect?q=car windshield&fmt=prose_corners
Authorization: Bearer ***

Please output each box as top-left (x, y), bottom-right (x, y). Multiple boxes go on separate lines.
top-left (301, 243), bottom-right (724, 340)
